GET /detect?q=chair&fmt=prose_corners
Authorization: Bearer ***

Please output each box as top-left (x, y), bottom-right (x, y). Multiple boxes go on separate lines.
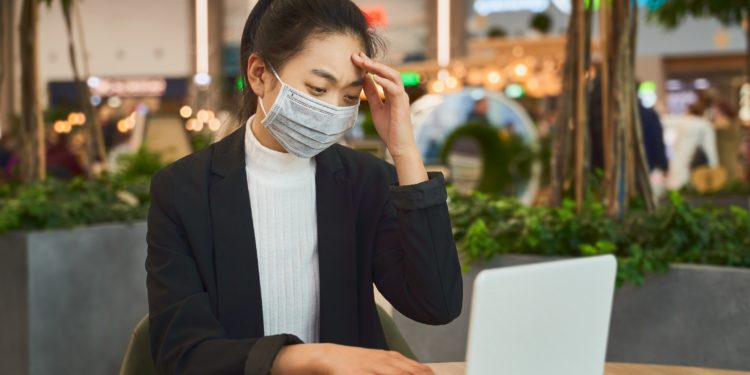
top-left (376, 305), bottom-right (418, 360)
top-left (118, 305), bottom-right (416, 375)
top-left (118, 315), bottom-right (158, 375)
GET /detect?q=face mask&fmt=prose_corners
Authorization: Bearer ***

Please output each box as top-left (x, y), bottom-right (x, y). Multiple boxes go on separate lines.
top-left (258, 65), bottom-right (359, 158)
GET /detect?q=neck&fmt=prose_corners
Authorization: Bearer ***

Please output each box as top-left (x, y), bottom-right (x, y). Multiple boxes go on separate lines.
top-left (251, 110), bottom-right (287, 153)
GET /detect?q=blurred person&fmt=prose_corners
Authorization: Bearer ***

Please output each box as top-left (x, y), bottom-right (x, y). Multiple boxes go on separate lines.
top-left (588, 77), bottom-right (669, 199)
top-left (661, 103), bottom-right (719, 190)
top-left (145, 1), bottom-right (461, 375)
top-left (0, 130), bottom-right (17, 180)
top-left (466, 97), bottom-right (490, 124)
top-left (46, 129), bottom-right (84, 179)
top-left (638, 94), bottom-right (669, 199)
top-left (707, 99), bottom-right (743, 183)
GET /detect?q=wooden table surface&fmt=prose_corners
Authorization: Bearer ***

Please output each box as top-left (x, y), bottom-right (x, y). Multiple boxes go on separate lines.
top-left (426, 362), bottom-right (750, 375)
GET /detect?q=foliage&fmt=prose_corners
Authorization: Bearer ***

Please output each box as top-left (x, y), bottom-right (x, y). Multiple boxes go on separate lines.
top-left (440, 122), bottom-right (535, 195)
top-left (360, 106), bottom-right (379, 137)
top-left (486, 26), bottom-right (508, 39)
top-left (530, 13), bottom-right (553, 34)
top-left (189, 131), bottom-right (214, 153)
top-left (0, 147), bottom-right (165, 234)
top-left (449, 187), bottom-right (750, 286)
top-left (645, 0), bottom-right (750, 29)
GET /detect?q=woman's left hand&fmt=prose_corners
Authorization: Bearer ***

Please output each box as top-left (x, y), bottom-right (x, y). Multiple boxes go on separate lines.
top-left (351, 52), bottom-right (417, 159)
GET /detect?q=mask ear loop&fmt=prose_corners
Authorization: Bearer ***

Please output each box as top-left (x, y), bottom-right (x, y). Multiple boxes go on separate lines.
top-left (258, 64), bottom-right (283, 117)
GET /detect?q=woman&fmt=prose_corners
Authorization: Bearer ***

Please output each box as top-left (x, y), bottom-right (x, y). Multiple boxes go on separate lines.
top-left (145, 0), bottom-right (462, 374)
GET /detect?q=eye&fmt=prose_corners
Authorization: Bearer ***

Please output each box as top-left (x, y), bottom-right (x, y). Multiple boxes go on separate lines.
top-left (307, 85), bottom-right (327, 96)
top-left (345, 95), bottom-right (360, 104)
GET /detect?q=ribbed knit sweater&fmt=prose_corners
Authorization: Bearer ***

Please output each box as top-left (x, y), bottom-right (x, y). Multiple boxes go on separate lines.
top-left (244, 115), bottom-right (320, 343)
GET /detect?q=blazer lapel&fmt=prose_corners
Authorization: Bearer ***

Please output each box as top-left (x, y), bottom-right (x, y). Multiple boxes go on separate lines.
top-left (314, 148), bottom-right (359, 345)
top-left (209, 125), bottom-right (265, 338)
top-left (209, 124), bottom-right (360, 344)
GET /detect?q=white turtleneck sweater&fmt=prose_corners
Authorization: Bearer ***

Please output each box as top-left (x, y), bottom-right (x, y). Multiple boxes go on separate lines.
top-left (244, 115), bottom-right (320, 343)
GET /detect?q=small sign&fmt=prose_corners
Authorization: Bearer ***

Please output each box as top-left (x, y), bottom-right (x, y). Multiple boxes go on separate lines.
top-left (360, 6), bottom-right (388, 28)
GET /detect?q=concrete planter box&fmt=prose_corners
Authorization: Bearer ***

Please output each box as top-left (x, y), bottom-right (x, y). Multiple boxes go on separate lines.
top-left (684, 195), bottom-right (750, 210)
top-left (0, 221), bottom-right (148, 375)
top-left (393, 255), bottom-right (750, 371)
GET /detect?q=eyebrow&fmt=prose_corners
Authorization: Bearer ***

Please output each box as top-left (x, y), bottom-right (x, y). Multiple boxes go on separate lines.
top-left (311, 68), bottom-right (365, 87)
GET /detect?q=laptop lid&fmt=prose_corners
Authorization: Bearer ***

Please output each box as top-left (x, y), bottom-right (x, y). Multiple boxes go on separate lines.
top-left (465, 255), bottom-right (617, 375)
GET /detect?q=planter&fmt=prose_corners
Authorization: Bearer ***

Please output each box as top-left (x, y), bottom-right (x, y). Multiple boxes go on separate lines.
top-left (0, 221), bottom-right (148, 375)
top-left (393, 255), bottom-right (750, 371)
top-left (684, 195), bottom-right (750, 210)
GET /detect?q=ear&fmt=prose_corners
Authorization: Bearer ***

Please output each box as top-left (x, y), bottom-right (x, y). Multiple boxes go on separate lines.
top-left (246, 53), bottom-right (268, 97)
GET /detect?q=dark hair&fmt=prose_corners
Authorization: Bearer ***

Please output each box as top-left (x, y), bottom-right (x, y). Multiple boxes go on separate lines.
top-left (237, 0), bottom-right (385, 124)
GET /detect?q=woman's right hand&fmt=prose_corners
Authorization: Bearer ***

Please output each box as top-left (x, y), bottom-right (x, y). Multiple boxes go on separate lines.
top-left (272, 343), bottom-right (435, 375)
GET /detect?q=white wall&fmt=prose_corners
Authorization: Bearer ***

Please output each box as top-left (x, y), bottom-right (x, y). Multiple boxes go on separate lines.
top-left (36, 0), bottom-right (192, 81)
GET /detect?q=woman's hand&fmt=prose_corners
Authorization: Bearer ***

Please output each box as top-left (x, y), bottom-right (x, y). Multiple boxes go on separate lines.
top-left (351, 51), bottom-right (416, 159)
top-left (272, 343), bottom-right (434, 375)
top-left (351, 52), bottom-right (428, 185)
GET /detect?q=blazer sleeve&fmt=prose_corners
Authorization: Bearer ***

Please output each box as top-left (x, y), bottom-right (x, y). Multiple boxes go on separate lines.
top-left (371, 170), bottom-right (463, 325)
top-left (146, 168), bottom-right (302, 375)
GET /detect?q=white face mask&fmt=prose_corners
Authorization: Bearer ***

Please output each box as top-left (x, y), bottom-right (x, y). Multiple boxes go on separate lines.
top-left (258, 65), bottom-right (359, 158)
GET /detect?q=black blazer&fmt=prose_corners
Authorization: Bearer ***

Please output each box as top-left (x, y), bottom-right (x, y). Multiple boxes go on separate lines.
top-left (145, 124), bottom-right (463, 375)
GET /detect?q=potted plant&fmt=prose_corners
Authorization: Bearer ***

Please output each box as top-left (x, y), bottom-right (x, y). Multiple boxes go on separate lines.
top-left (392, 190), bottom-right (750, 370)
top-left (0, 148), bottom-right (163, 375)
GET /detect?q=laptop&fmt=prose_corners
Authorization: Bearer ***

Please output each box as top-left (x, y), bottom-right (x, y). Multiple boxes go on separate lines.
top-left (465, 255), bottom-right (618, 375)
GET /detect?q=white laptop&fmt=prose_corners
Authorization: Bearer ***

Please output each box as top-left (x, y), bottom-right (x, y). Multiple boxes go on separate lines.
top-left (465, 255), bottom-right (617, 375)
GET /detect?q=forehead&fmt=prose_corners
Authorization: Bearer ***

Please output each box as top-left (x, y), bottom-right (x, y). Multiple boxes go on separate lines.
top-left (285, 33), bottom-right (365, 76)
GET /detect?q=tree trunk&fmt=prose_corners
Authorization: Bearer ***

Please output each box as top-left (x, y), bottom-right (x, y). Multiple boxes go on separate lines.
top-left (19, 0), bottom-right (45, 183)
top-left (549, 0), bottom-right (581, 207)
top-left (574, 0), bottom-right (588, 211)
top-left (600, 0), bottom-right (614, 209)
top-left (630, 2), bottom-right (655, 211)
top-left (0, 0), bottom-right (14, 142)
top-left (62, 1), bottom-right (107, 176)
top-left (746, 9), bottom-right (750, 84)
top-left (612, 0), bottom-right (630, 217)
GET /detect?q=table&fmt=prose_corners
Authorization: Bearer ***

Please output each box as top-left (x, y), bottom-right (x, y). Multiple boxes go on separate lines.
top-left (426, 362), bottom-right (750, 375)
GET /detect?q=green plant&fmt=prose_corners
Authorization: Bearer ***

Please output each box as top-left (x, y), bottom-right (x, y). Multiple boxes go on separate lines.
top-left (530, 13), bottom-right (553, 34)
top-left (189, 131), bottom-right (213, 152)
top-left (486, 26), bottom-right (507, 39)
top-left (440, 122), bottom-right (534, 195)
top-left (0, 147), bottom-right (165, 234)
top-left (449, 187), bottom-right (750, 286)
top-left (646, 0), bottom-right (750, 83)
top-left (0, 176), bottom-right (147, 233)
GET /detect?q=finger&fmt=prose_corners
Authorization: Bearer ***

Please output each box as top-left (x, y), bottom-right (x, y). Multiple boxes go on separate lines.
top-left (385, 351), bottom-right (427, 374)
top-left (351, 52), bottom-right (368, 69)
top-left (363, 73), bottom-right (384, 110)
top-left (359, 52), bottom-right (403, 89)
top-left (372, 74), bottom-right (406, 103)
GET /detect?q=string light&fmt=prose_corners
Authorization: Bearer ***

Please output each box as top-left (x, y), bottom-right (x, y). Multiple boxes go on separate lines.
top-left (208, 118), bottom-right (222, 132)
top-left (194, 121), bottom-right (205, 132)
top-left (445, 76), bottom-right (460, 90)
top-left (179, 105), bottom-right (193, 118)
top-left (117, 119), bottom-right (130, 133)
top-left (430, 80), bottom-right (446, 94)
top-left (185, 119), bottom-right (197, 131)
top-left (487, 71), bottom-right (502, 85)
